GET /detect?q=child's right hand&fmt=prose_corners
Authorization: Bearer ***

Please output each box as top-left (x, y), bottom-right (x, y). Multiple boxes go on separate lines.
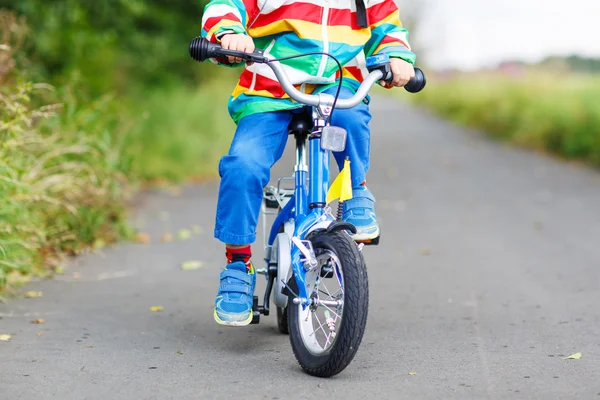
top-left (220, 34), bottom-right (255, 64)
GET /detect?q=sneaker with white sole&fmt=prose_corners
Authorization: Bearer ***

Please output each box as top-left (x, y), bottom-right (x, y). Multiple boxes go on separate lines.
top-left (342, 186), bottom-right (380, 243)
top-left (214, 261), bottom-right (256, 326)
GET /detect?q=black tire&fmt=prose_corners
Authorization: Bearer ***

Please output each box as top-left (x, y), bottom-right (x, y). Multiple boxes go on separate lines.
top-left (288, 231), bottom-right (369, 378)
top-left (276, 306), bottom-right (289, 334)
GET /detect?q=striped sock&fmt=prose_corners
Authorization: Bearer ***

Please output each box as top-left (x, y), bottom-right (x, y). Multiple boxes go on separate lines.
top-left (226, 245), bottom-right (251, 269)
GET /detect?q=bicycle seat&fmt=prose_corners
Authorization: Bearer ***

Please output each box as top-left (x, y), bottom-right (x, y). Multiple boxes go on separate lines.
top-left (288, 111), bottom-right (313, 135)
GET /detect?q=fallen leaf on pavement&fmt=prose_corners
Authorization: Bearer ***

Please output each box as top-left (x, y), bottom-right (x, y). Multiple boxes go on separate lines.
top-left (37, 332), bottom-right (43, 337)
top-left (177, 229), bottom-right (192, 240)
top-left (31, 319), bottom-right (45, 324)
top-left (161, 233), bottom-right (173, 243)
top-left (0, 334), bottom-right (11, 341)
top-left (54, 266), bottom-right (65, 274)
top-left (24, 291), bottom-right (43, 298)
top-left (150, 306), bottom-right (164, 312)
top-left (82, 345), bottom-right (93, 349)
top-left (181, 261), bottom-right (203, 271)
top-left (420, 248), bottom-right (432, 256)
top-left (563, 352), bottom-right (582, 360)
top-left (135, 232), bottom-right (150, 244)
top-left (177, 350), bottom-right (183, 355)
top-left (408, 372), bottom-right (417, 376)
top-left (7, 270), bottom-right (32, 286)
top-left (168, 186), bottom-right (182, 197)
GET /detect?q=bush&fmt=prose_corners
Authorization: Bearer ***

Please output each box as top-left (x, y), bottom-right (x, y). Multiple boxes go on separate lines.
top-left (0, 78), bottom-right (132, 290)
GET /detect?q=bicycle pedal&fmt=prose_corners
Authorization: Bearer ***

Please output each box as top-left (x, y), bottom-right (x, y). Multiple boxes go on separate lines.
top-left (251, 310), bottom-right (261, 324)
top-left (355, 236), bottom-right (380, 246)
top-left (251, 296), bottom-right (261, 324)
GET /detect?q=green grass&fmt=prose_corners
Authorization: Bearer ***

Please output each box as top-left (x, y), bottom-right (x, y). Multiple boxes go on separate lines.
top-left (0, 79), bottom-right (237, 293)
top-left (0, 81), bottom-right (132, 289)
top-left (0, 9), bottom-right (239, 293)
top-left (410, 71), bottom-right (600, 165)
top-left (123, 80), bottom-right (236, 183)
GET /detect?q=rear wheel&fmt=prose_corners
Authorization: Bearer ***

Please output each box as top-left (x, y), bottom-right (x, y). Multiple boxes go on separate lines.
top-left (288, 231), bottom-right (369, 377)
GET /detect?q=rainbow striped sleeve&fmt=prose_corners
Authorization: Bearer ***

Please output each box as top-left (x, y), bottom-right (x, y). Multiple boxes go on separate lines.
top-left (364, 0), bottom-right (416, 65)
top-left (201, 0), bottom-right (256, 66)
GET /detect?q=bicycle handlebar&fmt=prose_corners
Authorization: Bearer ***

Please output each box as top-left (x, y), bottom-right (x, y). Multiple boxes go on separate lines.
top-left (189, 37), bottom-right (426, 109)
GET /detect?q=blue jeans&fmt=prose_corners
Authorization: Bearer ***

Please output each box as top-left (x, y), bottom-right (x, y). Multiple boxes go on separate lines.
top-left (214, 86), bottom-right (372, 245)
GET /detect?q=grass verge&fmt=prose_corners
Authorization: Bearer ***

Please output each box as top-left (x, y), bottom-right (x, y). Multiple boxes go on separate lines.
top-left (410, 71), bottom-right (600, 165)
top-left (123, 81), bottom-right (236, 184)
top-left (0, 11), bottom-right (237, 293)
top-left (1, 79), bottom-right (236, 293)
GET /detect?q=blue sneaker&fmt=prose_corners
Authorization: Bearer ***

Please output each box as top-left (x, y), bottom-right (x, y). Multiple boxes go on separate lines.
top-left (342, 186), bottom-right (380, 242)
top-left (214, 261), bottom-right (256, 327)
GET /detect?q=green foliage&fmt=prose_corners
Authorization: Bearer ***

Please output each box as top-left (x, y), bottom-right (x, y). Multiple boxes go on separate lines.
top-left (123, 81), bottom-right (236, 183)
top-left (0, 7), bottom-right (237, 291)
top-left (0, 79), bottom-right (132, 287)
top-left (1, 0), bottom-right (212, 97)
top-left (411, 72), bottom-right (600, 165)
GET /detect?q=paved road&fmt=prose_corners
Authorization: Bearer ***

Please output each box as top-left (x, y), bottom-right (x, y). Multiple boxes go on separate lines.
top-left (2, 96), bottom-right (600, 399)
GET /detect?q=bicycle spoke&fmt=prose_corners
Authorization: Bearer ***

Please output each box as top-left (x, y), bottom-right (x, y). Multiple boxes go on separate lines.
top-left (320, 279), bottom-right (341, 299)
top-left (319, 281), bottom-right (333, 298)
top-left (324, 330), bottom-right (333, 348)
top-left (309, 316), bottom-right (327, 338)
top-left (321, 303), bottom-right (341, 320)
top-left (311, 313), bottom-right (328, 345)
top-left (299, 250), bottom-right (348, 354)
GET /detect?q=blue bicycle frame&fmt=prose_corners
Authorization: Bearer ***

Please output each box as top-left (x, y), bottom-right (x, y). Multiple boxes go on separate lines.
top-left (266, 106), bottom-right (339, 305)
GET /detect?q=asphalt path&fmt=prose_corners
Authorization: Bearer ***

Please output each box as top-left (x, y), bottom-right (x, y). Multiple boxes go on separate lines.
top-left (2, 96), bottom-right (600, 399)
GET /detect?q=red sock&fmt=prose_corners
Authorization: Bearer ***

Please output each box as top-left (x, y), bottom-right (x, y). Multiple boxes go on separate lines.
top-left (226, 245), bottom-right (252, 268)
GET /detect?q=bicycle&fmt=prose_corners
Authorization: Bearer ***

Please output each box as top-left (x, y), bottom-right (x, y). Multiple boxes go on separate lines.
top-left (189, 37), bottom-right (426, 377)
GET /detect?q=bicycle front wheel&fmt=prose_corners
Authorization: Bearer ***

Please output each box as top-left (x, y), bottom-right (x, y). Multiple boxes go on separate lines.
top-left (288, 231), bottom-right (369, 377)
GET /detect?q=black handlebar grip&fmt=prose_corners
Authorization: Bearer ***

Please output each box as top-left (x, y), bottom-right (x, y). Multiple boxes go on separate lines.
top-left (190, 37), bottom-right (219, 62)
top-left (404, 68), bottom-right (427, 93)
top-left (190, 37), bottom-right (269, 64)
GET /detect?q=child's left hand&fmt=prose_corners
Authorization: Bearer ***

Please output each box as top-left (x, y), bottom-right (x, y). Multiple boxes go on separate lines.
top-left (380, 58), bottom-right (415, 88)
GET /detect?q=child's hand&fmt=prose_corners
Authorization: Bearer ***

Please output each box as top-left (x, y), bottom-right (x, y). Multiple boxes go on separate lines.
top-left (220, 34), bottom-right (255, 64)
top-left (380, 58), bottom-right (415, 88)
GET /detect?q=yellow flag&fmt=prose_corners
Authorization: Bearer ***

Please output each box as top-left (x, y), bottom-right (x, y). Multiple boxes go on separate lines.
top-left (326, 159), bottom-right (353, 204)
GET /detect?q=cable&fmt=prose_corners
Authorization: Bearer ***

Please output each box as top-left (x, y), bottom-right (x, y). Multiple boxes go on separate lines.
top-left (267, 52), bottom-right (344, 124)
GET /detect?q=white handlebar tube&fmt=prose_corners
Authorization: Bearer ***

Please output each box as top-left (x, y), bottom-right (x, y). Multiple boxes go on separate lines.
top-left (266, 57), bottom-right (384, 109)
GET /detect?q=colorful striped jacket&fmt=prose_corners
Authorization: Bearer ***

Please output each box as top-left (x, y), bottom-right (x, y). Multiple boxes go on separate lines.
top-left (201, 0), bottom-right (416, 123)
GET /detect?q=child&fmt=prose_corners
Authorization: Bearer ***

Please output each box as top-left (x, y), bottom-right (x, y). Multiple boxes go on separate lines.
top-left (201, 0), bottom-right (416, 326)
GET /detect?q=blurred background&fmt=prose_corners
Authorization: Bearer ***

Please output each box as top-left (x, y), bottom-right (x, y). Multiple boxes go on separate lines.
top-left (0, 0), bottom-right (598, 292)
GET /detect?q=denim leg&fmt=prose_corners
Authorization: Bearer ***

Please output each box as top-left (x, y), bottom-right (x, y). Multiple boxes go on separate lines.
top-left (325, 86), bottom-right (373, 188)
top-left (214, 111), bottom-right (292, 245)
